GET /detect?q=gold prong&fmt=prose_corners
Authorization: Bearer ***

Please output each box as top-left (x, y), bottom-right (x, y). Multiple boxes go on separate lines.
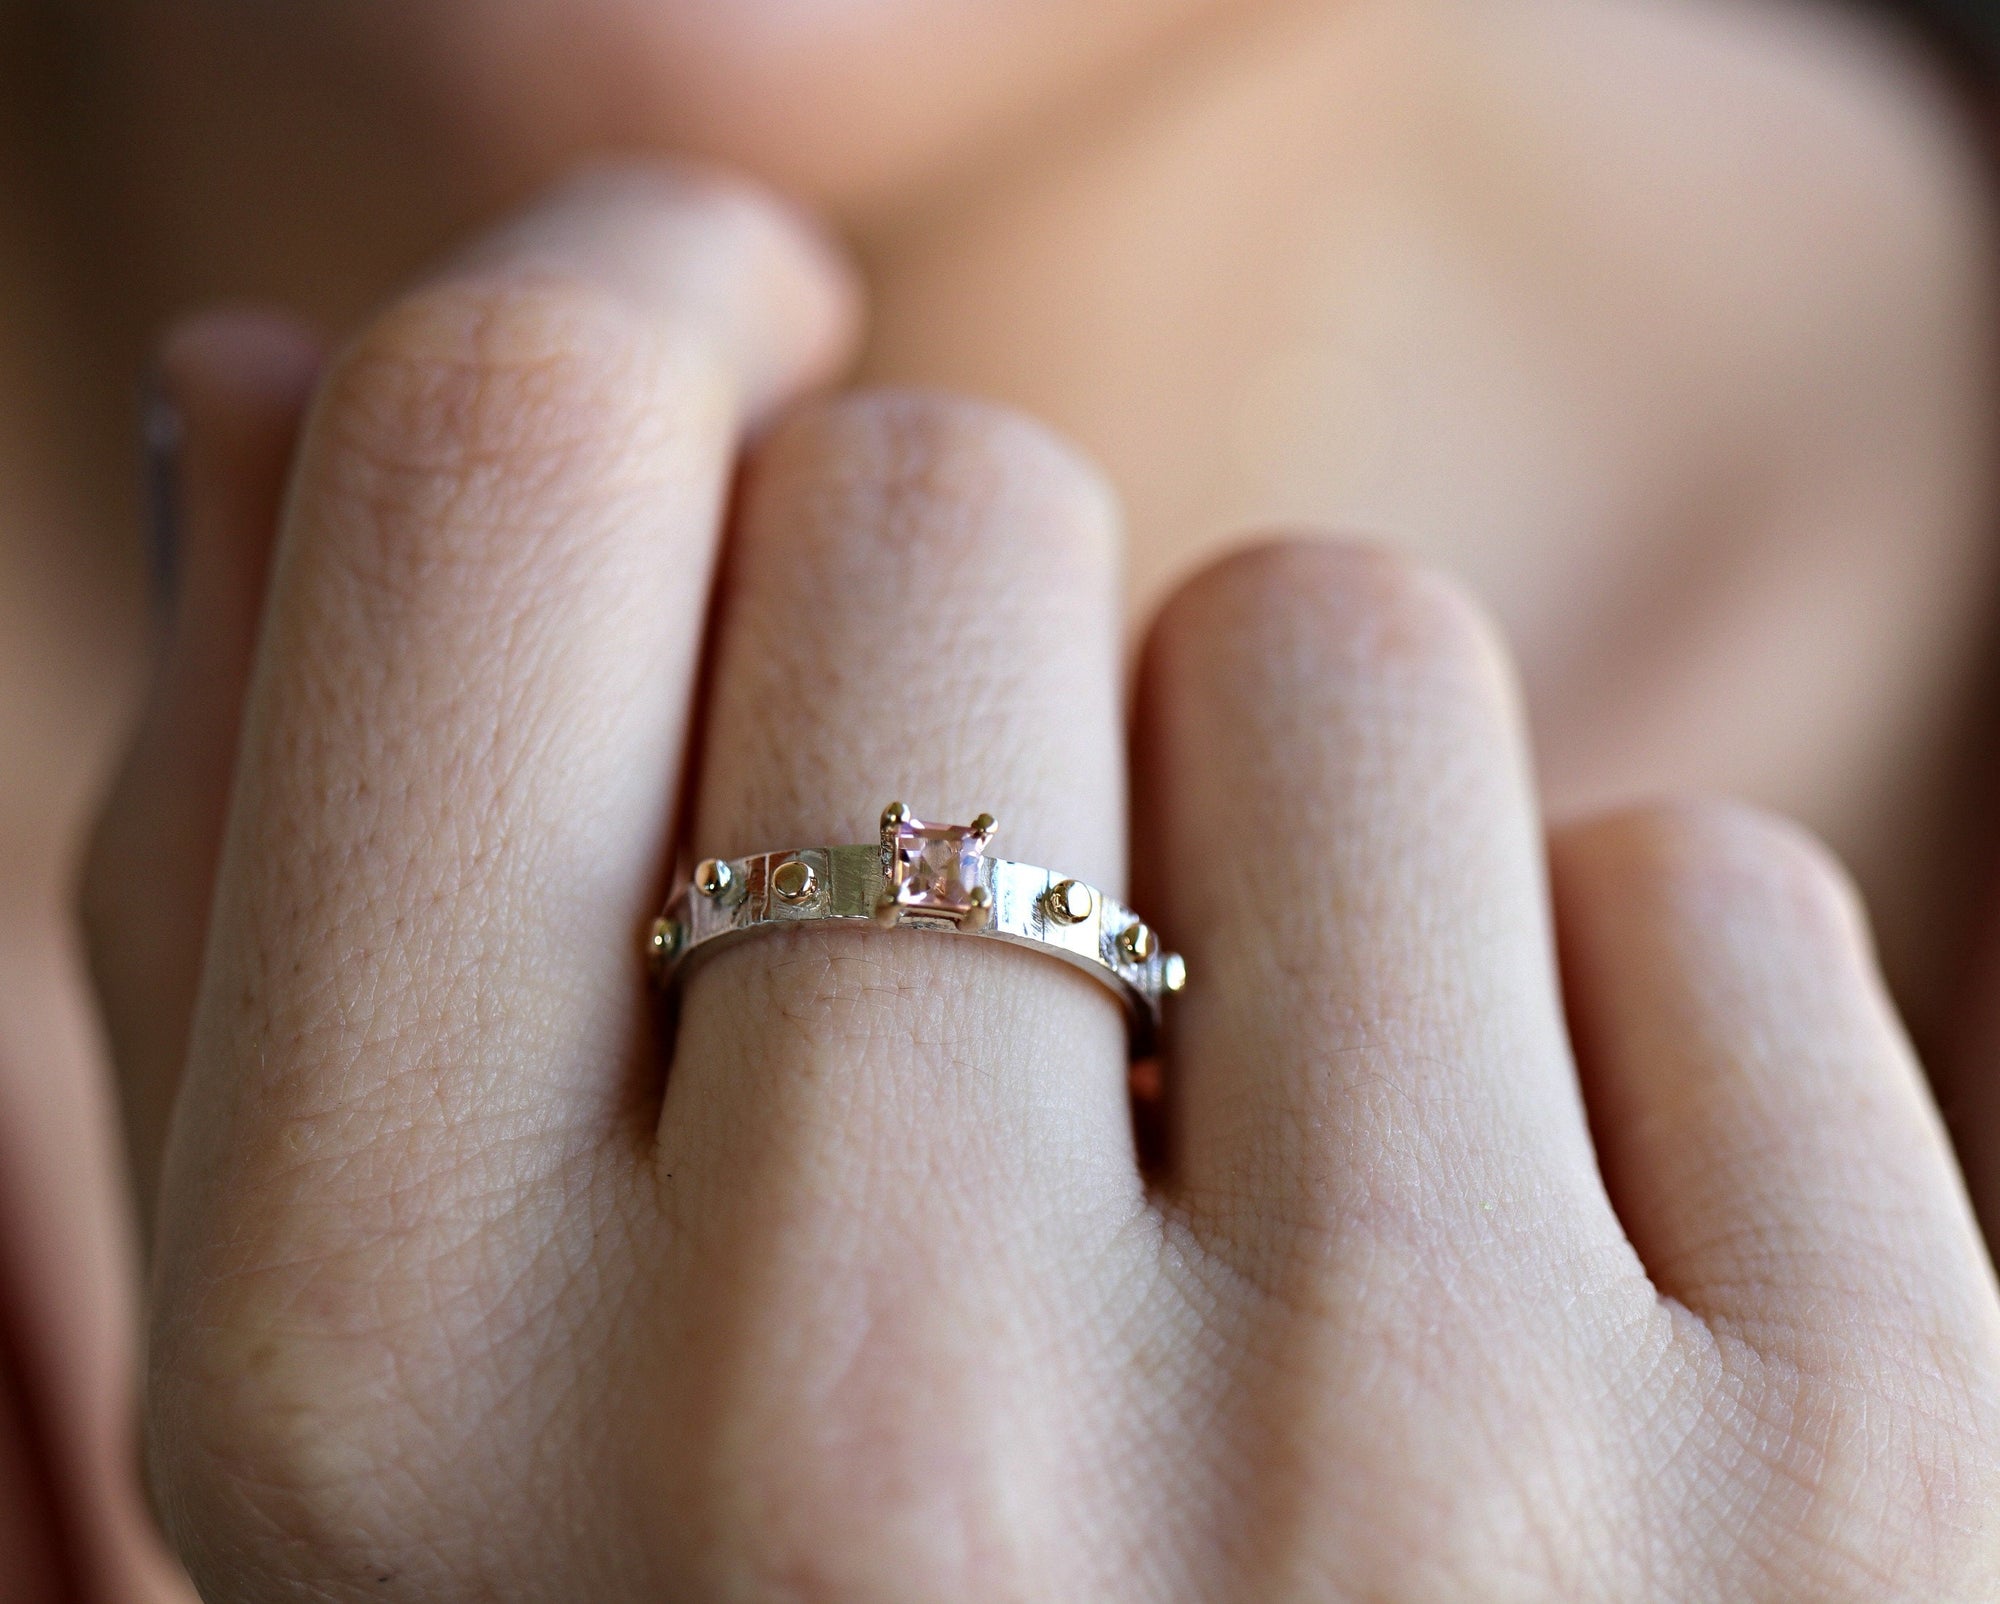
top-left (693, 858), bottom-right (733, 899)
top-left (963, 885), bottom-right (994, 931)
top-left (1118, 921), bottom-right (1157, 964)
top-left (1163, 952), bottom-right (1188, 994)
top-left (881, 801), bottom-right (910, 832)
top-left (874, 893), bottom-right (903, 929)
top-left (1044, 879), bottom-right (1093, 925)
top-left (970, 812), bottom-right (997, 838)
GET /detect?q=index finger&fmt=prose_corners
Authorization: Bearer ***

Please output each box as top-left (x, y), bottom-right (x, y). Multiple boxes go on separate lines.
top-left (155, 166), bottom-right (855, 1287)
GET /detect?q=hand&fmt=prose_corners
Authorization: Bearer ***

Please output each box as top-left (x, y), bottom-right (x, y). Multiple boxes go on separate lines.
top-left (86, 167), bottom-right (2000, 1600)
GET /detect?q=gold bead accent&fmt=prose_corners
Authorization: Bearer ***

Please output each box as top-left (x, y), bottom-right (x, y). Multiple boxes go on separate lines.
top-left (1118, 922), bottom-right (1157, 964)
top-left (1044, 879), bottom-right (1093, 925)
top-left (694, 858), bottom-right (734, 899)
top-left (646, 917), bottom-right (683, 975)
top-left (1163, 952), bottom-right (1189, 994)
top-left (771, 857), bottom-right (817, 904)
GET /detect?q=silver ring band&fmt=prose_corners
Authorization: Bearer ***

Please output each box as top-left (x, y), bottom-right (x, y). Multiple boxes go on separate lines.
top-left (648, 804), bottom-right (1186, 1053)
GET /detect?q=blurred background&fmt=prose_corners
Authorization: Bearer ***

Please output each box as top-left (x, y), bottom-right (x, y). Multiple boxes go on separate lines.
top-left (3, 1), bottom-right (1998, 1596)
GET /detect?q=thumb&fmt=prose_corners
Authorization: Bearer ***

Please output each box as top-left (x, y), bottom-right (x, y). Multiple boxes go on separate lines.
top-left (83, 311), bottom-right (320, 1239)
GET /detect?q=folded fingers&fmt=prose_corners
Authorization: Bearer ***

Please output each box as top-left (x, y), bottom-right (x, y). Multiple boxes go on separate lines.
top-left (1133, 541), bottom-right (2000, 1594)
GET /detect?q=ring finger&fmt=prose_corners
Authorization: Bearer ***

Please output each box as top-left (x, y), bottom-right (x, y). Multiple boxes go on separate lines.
top-left (662, 391), bottom-right (1136, 1220)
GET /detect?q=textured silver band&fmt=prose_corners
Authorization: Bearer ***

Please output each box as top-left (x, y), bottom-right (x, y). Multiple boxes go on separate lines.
top-left (648, 807), bottom-right (1185, 1054)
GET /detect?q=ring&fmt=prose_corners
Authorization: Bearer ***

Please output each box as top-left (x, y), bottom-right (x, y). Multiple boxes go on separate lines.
top-left (648, 803), bottom-right (1186, 1053)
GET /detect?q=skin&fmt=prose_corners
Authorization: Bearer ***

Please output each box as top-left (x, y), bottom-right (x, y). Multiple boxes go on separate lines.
top-left (78, 167), bottom-right (2000, 1600)
top-left (0, 0), bottom-right (1996, 1593)
top-left (67, 0), bottom-right (2000, 1013)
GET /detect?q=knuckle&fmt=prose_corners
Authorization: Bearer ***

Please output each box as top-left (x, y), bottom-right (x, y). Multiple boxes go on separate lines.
top-left (685, 1459), bottom-right (1007, 1603)
top-left (659, 1286), bottom-right (1041, 1600)
top-left (308, 269), bottom-right (722, 598)
top-left (748, 386), bottom-right (1119, 584)
top-left (322, 270), bottom-right (675, 476)
top-left (1738, 1357), bottom-right (2000, 1601)
top-left (1157, 537), bottom-right (1513, 721)
top-left (147, 1201), bottom-right (536, 1596)
top-left (1576, 796), bottom-right (1865, 943)
top-left (149, 1313), bottom-right (402, 1590)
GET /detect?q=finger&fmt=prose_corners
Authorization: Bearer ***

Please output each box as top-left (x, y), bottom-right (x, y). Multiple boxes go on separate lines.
top-left (1938, 851), bottom-right (2000, 1242)
top-left (1552, 799), bottom-right (2000, 1354)
top-left (1135, 540), bottom-right (1610, 1262)
top-left (158, 167), bottom-right (856, 1271)
top-left (83, 309), bottom-right (321, 1227)
top-left (665, 389), bottom-right (1134, 1218)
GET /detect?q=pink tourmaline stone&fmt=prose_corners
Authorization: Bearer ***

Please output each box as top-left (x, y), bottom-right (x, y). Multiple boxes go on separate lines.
top-left (892, 815), bottom-right (988, 915)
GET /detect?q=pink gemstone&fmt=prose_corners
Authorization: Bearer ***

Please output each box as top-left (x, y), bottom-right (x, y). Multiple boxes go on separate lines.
top-left (891, 814), bottom-right (989, 916)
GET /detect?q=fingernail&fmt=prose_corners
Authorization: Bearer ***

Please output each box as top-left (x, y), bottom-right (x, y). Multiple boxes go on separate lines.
top-left (140, 369), bottom-right (184, 616)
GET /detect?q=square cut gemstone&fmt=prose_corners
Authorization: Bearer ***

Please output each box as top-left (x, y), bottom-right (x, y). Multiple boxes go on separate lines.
top-left (891, 814), bottom-right (989, 916)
